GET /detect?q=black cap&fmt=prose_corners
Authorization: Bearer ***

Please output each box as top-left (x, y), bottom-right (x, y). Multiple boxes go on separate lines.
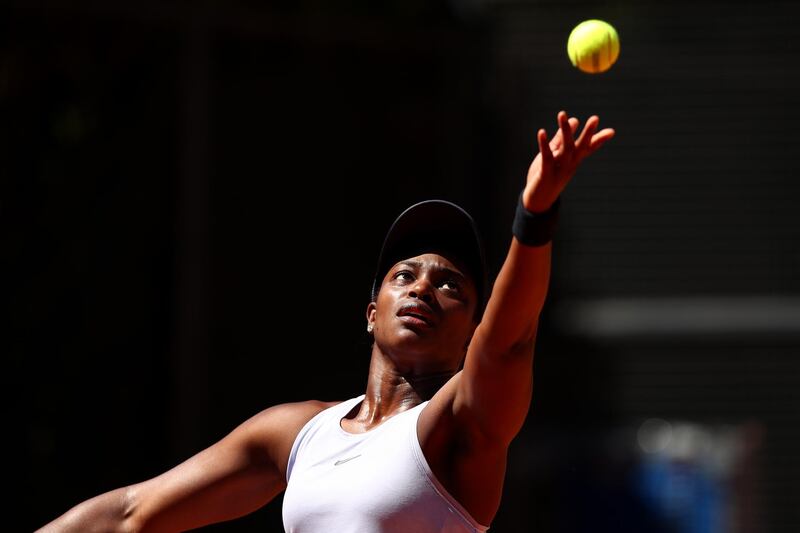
top-left (370, 199), bottom-right (488, 319)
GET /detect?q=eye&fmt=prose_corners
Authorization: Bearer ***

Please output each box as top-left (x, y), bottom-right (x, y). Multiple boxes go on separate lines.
top-left (440, 279), bottom-right (461, 292)
top-left (393, 270), bottom-right (414, 282)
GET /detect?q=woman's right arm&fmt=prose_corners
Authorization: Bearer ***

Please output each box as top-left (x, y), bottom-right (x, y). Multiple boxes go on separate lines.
top-left (36, 400), bottom-right (331, 533)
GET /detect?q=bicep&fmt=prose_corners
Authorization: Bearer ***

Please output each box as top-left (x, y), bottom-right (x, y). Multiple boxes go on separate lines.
top-left (455, 325), bottom-right (537, 444)
top-left (451, 242), bottom-right (551, 444)
top-left (131, 429), bottom-right (283, 531)
top-left (131, 402), bottom-right (318, 531)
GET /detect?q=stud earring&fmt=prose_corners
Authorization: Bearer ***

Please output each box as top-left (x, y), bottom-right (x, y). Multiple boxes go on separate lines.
top-left (367, 323), bottom-right (374, 334)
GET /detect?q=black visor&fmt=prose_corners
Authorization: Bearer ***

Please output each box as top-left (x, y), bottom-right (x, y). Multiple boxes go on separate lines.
top-left (370, 199), bottom-right (488, 319)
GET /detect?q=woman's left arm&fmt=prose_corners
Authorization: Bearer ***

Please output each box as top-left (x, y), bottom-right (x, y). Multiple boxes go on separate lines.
top-left (458, 110), bottom-right (615, 444)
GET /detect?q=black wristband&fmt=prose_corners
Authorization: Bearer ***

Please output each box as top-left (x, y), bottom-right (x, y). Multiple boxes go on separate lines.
top-left (512, 194), bottom-right (561, 246)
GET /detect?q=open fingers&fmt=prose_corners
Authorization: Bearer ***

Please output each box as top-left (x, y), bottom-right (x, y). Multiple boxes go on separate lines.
top-left (575, 116), bottom-right (616, 162)
top-left (587, 128), bottom-right (616, 154)
top-left (538, 128), bottom-right (553, 167)
top-left (547, 115), bottom-right (579, 156)
top-left (558, 111), bottom-right (576, 155)
top-left (547, 121), bottom-right (564, 153)
top-left (539, 111), bottom-right (611, 165)
top-left (575, 115), bottom-right (600, 152)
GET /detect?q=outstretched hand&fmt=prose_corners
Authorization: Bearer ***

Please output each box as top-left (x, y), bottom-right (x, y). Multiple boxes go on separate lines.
top-left (523, 111), bottom-right (615, 213)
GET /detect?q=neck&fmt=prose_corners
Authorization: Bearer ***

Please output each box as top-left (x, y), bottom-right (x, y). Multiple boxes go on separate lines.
top-left (350, 349), bottom-right (457, 430)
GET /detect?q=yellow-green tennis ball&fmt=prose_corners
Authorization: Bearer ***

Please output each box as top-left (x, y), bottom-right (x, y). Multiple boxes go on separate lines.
top-left (567, 19), bottom-right (620, 74)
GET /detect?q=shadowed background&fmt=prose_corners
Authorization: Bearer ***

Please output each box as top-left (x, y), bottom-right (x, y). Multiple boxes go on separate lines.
top-left (5, 1), bottom-right (799, 531)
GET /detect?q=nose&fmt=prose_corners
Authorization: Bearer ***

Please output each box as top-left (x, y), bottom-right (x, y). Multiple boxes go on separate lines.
top-left (408, 277), bottom-right (434, 304)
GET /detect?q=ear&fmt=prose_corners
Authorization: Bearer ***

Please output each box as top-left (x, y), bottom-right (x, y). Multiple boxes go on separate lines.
top-left (366, 301), bottom-right (377, 327)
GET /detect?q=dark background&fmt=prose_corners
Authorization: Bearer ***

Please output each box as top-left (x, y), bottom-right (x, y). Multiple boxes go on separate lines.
top-left (6, 1), bottom-right (799, 531)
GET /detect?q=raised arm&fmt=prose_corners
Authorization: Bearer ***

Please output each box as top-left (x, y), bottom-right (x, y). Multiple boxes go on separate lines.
top-left (36, 400), bottom-right (329, 533)
top-left (459, 110), bottom-right (615, 443)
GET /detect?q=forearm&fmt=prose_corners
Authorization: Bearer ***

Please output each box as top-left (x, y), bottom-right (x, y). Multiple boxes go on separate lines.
top-left (457, 237), bottom-right (550, 443)
top-left (477, 239), bottom-right (551, 353)
top-left (457, 111), bottom-right (612, 440)
top-left (473, 109), bottom-right (612, 353)
top-left (37, 486), bottom-right (134, 533)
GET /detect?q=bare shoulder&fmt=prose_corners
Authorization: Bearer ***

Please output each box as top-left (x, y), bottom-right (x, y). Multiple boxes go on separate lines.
top-left (233, 399), bottom-right (343, 478)
top-left (244, 399), bottom-right (341, 434)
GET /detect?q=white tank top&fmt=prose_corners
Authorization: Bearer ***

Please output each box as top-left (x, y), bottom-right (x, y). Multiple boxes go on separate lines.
top-left (282, 395), bottom-right (490, 533)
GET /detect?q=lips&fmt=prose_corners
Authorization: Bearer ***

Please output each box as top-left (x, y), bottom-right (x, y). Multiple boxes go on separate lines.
top-left (397, 302), bottom-right (435, 327)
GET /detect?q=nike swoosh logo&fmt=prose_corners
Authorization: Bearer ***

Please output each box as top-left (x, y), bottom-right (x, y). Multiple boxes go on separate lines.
top-left (334, 454), bottom-right (362, 466)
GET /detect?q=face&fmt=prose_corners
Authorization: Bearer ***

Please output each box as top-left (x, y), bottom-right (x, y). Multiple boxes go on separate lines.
top-left (366, 252), bottom-right (478, 372)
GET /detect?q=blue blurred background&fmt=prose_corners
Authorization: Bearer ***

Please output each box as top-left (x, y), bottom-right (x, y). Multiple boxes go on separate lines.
top-left (5, 1), bottom-right (798, 531)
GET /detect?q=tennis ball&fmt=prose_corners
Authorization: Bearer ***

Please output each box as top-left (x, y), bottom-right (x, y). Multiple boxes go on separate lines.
top-left (567, 19), bottom-right (620, 74)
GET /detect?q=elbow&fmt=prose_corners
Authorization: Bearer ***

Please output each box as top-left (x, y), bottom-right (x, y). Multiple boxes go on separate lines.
top-left (120, 486), bottom-right (140, 532)
top-left (505, 335), bottom-right (537, 363)
top-left (39, 486), bottom-right (138, 533)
